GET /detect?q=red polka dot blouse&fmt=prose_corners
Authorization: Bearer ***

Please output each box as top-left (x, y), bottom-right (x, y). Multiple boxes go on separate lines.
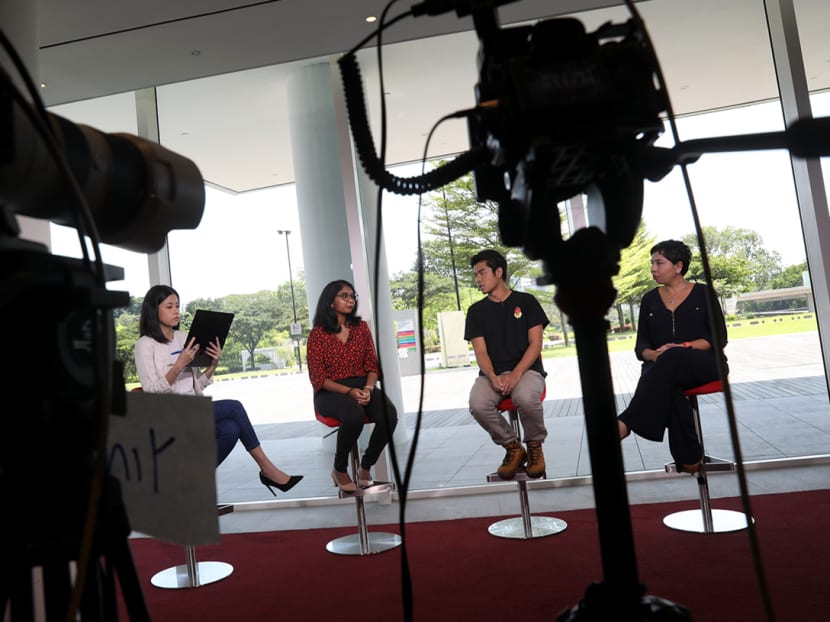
top-left (306, 320), bottom-right (380, 392)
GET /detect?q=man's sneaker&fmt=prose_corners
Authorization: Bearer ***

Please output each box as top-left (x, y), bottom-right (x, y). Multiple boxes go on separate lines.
top-left (497, 441), bottom-right (526, 480)
top-left (525, 441), bottom-right (546, 478)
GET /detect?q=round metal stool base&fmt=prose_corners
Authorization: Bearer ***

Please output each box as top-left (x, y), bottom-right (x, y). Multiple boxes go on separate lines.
top-left (325, 532), bottom-right (402, 555)
top-left (663, 509), bottom-right (753, 533)
top-left (488, 516), bottom-right (568, 539)
top-left (150, 561), bottom-right (234, 589)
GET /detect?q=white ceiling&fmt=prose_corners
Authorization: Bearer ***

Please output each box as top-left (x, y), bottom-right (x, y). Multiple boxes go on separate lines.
top-left (31, 0), bottom-right (830, 193)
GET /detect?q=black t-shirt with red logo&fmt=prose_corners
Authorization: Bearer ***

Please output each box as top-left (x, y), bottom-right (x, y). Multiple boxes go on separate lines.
top-left (464, 290), bottom-right (548, 377)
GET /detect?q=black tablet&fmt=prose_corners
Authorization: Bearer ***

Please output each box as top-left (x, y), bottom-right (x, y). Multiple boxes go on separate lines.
top-left (184, 310), bottom-right (235, 367)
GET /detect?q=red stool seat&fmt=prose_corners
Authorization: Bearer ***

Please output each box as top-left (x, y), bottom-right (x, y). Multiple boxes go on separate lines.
top-left (316, 412), bottom-right (370, 427)
top-left (496, 387), bottom-right (547, 413)
top-left (684, 380), bottom-right (722, 397)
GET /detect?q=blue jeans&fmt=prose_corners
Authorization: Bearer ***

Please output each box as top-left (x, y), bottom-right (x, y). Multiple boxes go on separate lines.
top-left (214, 399), bottom-right (260, 466)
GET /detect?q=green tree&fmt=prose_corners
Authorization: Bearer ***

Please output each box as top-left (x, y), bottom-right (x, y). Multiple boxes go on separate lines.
top-left (391, 169), bottom-right (562, 350)
top-left (613, 220), bottom-right (657, 330)
top-left (220, 291), bottom-right (280, 368)
top-left (115, 311), bottom-right (141, 383)
top-left (274, 275), bottom-right (309, 336)
top-left (112, 295), bottom-right (142, 322)
top-left (769, 261), bottom-right (809, 289)
top-left (389, 270), bottom-right (479, 348)
top-left (420, 170), bottom-right (539, 288)
top-left (683, 226), bottom-right (782, 306)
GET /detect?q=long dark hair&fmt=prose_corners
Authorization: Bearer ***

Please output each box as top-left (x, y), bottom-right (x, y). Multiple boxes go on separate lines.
top-left (139, 284), bottom-right (180, 343)
top-left (313, 279), bottom-right (361, 333)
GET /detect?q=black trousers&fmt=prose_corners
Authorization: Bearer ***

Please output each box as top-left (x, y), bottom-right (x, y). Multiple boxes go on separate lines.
top-left (313, 376), bottom-right (398, 473)
top-left (618, 348), bottom-right (724, 465)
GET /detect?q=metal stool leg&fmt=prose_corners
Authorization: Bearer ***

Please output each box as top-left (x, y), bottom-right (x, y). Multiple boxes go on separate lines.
top-left (150, 544), bottom-right (234, 589)
top-left (663, 395), bottom-right (752, 533)
top-left (488, 409), bottom-right (567, 539)
top-left (151, 505), bottom-right (235, 588)
top-left (325, 443), bottom-right (402, 555)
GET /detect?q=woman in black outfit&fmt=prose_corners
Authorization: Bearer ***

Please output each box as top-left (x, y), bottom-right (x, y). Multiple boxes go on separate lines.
top-left (617, 240), bottom-right (727, 473)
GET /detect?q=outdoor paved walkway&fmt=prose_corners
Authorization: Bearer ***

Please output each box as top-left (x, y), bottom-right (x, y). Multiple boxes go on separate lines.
top-left (205, 331), bottom-right (830, 533)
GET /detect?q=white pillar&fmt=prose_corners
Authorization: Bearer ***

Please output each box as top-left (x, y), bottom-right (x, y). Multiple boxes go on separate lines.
top-left (286, 60), bottom-right (409, 482)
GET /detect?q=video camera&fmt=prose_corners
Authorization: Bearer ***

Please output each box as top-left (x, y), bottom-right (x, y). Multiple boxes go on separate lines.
top-left (465, 12), bottom-right (667, 280)
top-left (340, 4), bottom-right (674, 286)
top-left (0, 38), bottom-right (205, 618)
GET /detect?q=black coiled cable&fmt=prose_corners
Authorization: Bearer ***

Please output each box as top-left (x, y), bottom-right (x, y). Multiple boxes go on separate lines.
top-left (337, 52), bottom-right (488, 195)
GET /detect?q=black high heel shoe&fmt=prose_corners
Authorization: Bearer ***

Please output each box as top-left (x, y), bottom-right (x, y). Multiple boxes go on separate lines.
top-left (260, 473), bottom-right (303, 496)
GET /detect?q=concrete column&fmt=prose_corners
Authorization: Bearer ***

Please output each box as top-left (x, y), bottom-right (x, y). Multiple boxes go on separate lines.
top-left (286, 60), bottom-right (408, 481)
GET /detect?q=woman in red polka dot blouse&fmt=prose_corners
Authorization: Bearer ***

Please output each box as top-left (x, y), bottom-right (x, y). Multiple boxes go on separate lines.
top-left (307, 280), bottom-right (398, 493)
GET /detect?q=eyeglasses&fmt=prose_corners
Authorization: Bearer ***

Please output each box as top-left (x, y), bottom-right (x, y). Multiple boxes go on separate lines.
top-left (336, 293), bottom-right (358, 301)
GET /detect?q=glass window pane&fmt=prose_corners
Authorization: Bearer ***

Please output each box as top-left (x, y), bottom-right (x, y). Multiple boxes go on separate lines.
top-left (46, 93), bottom-right (151, 298)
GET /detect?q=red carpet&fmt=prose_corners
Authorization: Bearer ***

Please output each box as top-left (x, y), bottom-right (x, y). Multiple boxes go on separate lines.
top-left (120, 490), bottom-right (830, 621)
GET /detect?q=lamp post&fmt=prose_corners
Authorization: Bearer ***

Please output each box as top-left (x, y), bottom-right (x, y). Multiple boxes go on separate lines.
top-left (277, 229), bottom-right (302, 371)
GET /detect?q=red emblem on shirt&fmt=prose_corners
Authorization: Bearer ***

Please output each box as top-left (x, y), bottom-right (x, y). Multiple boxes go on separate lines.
top-left (514, 306), bottom-right (522, 319)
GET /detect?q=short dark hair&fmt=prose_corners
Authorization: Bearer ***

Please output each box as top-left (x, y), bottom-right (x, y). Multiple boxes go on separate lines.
top-left (651, 239), bottom-right (692, 276)
top-left (470, 249), bottom-right (508, 281)
top-left (312, 279), bottom-right (362, 333)
top-left (139, 284), bottom-right (180, 343)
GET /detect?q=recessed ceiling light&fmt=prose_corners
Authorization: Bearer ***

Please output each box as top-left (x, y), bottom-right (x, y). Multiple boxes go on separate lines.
top-left (366, 16), bottom-right (377, 23)
top-left (40, 82), bottom-right (46, 88)
top-left (191, 50), bottom-right (201, 56)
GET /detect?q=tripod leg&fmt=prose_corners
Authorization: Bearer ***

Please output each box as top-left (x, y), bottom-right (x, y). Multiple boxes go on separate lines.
top-left (4, 565), bottom-right (35, 621)
top-left (108, 532), bottom-right (150, 621)
top-left (551, 228), bottom-right (692, 620)
top-left (42, 561), bottom-right (72, 620)
top-left (106, 477), bottom-right (151, 621)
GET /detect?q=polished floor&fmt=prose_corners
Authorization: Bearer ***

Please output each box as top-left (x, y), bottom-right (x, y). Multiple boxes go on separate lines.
top-left (199, 331), bottom-right (830, 535)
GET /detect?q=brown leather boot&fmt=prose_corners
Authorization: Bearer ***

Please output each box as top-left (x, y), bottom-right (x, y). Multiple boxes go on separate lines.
top-left (525, 440), bottom-right (546, 478)
top-left (497, 441), bottom-right (526, 480)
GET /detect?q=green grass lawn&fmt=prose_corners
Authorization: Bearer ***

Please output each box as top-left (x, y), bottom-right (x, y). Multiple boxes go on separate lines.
top-left (542, 312), bottom-right (818, 359)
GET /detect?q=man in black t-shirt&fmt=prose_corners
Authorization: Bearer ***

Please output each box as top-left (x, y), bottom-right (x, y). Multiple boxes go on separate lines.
top-left (464, 250), bottom-right (549, 479)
